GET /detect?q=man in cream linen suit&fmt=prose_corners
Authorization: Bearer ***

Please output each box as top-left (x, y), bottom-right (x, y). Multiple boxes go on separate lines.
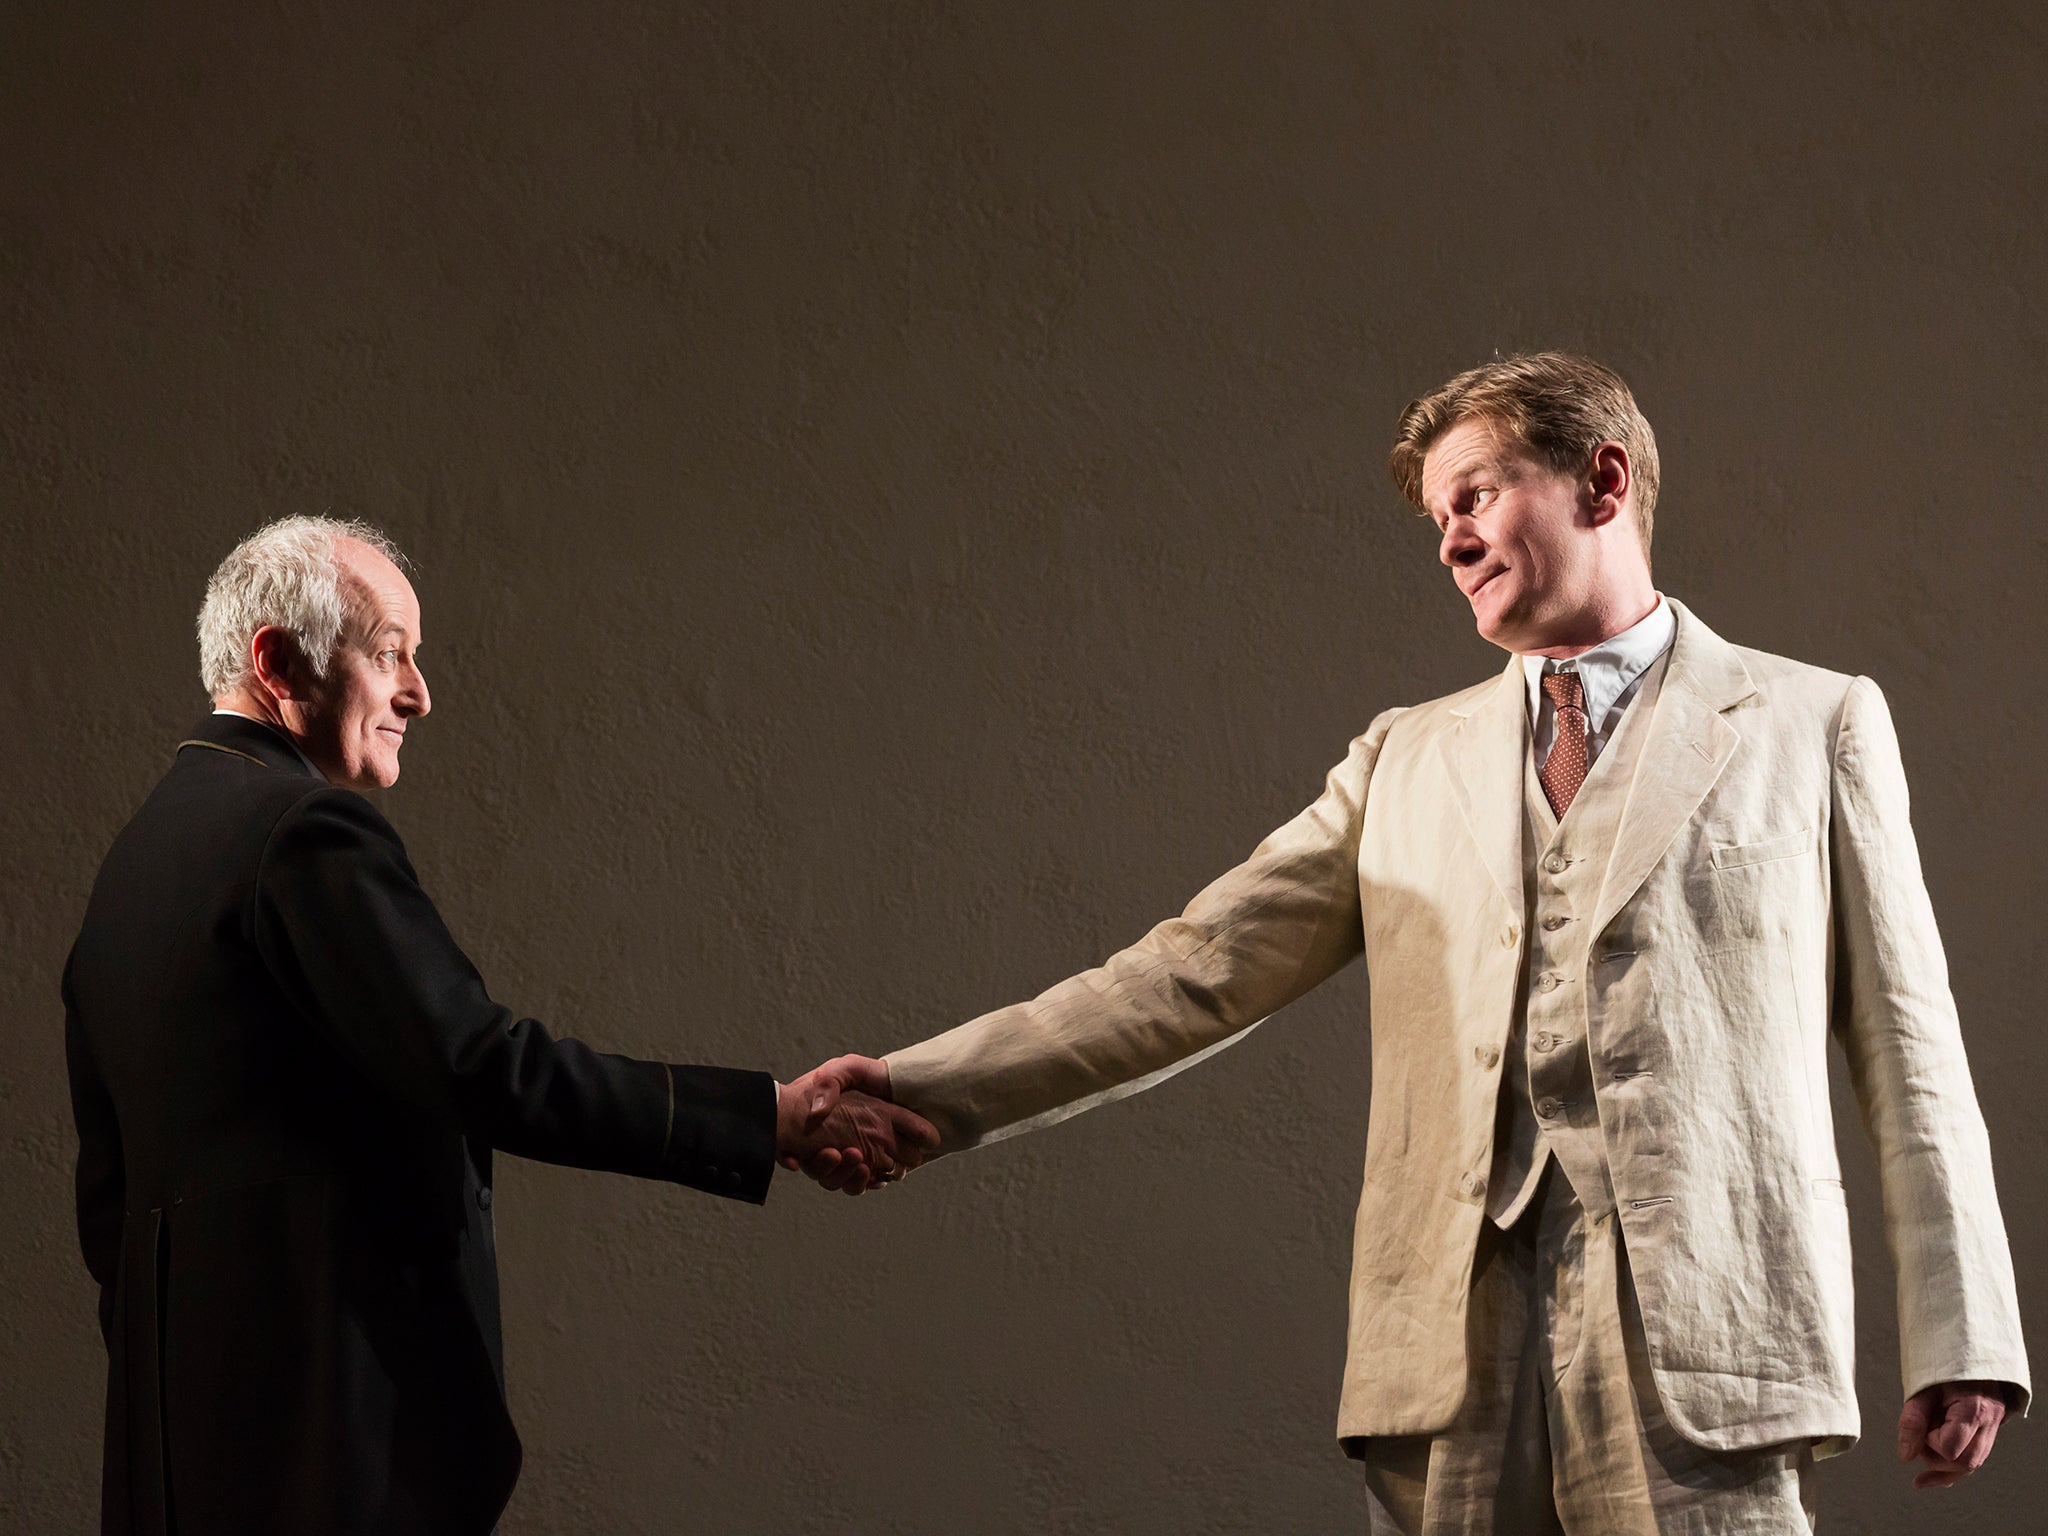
top-left (859, 354), bottom-right (2028, 1532)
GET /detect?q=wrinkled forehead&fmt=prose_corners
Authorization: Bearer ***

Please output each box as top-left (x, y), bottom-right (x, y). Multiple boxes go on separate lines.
top-left (1419, 417), bottom-right (1535, 507)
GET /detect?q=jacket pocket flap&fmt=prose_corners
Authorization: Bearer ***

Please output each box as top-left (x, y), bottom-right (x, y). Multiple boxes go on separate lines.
top-left (1710, 827), bottom-right (1812, 870)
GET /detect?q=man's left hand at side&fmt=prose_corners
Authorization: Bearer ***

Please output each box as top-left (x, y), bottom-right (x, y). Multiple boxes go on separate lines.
top-left (775, 1054), bottom-right (938, 1196)
top-left (1898, 1380), bottom-right (2010, 1489)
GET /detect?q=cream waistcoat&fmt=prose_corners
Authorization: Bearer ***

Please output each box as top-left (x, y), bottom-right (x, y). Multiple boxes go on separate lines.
top-left (1490, 647), bottom-right (1672, 1227)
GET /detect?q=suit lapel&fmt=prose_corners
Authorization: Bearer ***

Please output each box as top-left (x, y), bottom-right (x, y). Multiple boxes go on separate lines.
top-left (1587, 600), bottom-right (1757, 939)
top-left (1439, 654), bottom-right (1528, 911)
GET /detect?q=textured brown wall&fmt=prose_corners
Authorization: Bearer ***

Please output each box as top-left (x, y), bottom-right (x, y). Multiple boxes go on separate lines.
top-left (4, 3), bottom-right (2042, 1531)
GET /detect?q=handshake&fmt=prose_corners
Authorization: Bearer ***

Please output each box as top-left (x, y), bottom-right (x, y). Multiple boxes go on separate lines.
top-left (772, 1054), bottom-right (942, 1195)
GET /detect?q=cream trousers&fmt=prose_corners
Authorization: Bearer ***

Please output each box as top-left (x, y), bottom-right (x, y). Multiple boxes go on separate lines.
top-left (1356, 1166), bottom-right (1818, 1535)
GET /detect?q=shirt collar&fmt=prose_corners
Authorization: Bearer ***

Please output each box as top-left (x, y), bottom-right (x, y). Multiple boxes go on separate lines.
top-left (1521, 594), bottom-right (1676, 736)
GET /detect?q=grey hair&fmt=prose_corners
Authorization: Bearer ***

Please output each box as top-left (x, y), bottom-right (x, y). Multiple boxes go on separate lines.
top-left (196, 516), bottom-right (406, 698)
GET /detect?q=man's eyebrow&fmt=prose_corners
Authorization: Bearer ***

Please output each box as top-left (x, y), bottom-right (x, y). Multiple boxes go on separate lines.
top-left (1421, 457), bottom-right (1497, 516)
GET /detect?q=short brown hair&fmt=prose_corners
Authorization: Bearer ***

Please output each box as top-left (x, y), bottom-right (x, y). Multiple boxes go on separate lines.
top-left (1388, 351), bottom-right (1660, 554)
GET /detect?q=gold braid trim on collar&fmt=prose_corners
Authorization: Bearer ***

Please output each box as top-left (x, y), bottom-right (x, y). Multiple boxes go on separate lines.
top-left (175, 739), bottom-right (271, 768)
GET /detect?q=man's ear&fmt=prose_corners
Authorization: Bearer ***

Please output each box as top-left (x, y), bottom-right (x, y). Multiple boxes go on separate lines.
top-left (1586, 441), bottom-right (1631, 528)
top-left (248, 625), bottom-right (310, 705)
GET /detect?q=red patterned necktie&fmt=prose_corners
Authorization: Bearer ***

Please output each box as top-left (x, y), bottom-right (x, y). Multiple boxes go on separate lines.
top-left (1539, 670), bottom-right (1589, 818)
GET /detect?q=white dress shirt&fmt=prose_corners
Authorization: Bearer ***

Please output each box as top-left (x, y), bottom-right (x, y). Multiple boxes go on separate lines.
top-left (1520, 594), bottom-right (1676, 773)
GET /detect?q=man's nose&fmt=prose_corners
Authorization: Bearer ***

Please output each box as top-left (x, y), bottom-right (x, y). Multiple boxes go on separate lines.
top-left (1439, 517), bottom-right (1485, 567)
top-left (401, 662), bottom-right (431, 719)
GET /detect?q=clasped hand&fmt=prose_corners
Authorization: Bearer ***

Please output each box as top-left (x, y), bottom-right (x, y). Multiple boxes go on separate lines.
top-left (775, 1054), bottom-right (939, 1196)
top-left (1897, 1379), bottom-right (2008, 1489)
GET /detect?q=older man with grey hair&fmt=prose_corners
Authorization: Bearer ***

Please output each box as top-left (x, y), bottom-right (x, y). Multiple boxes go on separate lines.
top-left (63, 516), bottom-right (931, 1536)
top-left (196, 515), bottom-right (423, 786)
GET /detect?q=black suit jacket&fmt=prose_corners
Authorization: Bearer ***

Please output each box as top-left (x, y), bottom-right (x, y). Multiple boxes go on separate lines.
top-left (63, 712), bottom-right (776, 1535)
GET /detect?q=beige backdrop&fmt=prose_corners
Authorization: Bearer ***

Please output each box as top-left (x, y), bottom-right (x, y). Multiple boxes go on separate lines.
top-left (3, 4), bottom-right (2041, 1531)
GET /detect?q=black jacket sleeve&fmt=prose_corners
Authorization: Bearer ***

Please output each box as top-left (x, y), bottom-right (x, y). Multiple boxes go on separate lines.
top-left (252, 786), bottom-right (775, 1203)
top-left (63, 948), bottom-right (126, 1343)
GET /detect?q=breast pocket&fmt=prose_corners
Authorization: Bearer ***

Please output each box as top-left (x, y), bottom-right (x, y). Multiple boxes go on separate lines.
top-left (1710, 827), bottom-right (1813, 871)
top-left (1693, 826), bottom-right (1817, 948)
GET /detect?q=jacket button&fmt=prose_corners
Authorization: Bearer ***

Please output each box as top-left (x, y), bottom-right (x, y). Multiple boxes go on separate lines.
top-left (1544, 852), bottom-right (1571, 874)
top-left (725, 1171), bottom-right (743, 1192)
top-left (1536, 1098), bottom-right (1564, 1119)
top-left (476, 1186), bottom-right (492, 1211)
top-left (1475, 1044), bottom-right (1500, 1069)
top-left (1460, 1171), bottom-right (1487, 1198)
top-left (1500, 925), bottom-right (1518, 948)
top-left (1542, 914), bottom-right (1570, 931)
top-left (1536, 972), bottom-right (1562, 993)
top-left (1534, 1032), bottom-right (1561, 1052)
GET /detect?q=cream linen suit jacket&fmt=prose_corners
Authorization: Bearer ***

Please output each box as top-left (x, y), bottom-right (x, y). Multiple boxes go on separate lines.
top-left (886, 600), bottom-right (2029, 1453)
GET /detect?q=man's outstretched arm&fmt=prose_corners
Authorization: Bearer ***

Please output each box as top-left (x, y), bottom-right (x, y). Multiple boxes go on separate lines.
top-left (255, 785), bottom-right (934, 1200)
top-left (871, 709), bottom-right (1405, 1154)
